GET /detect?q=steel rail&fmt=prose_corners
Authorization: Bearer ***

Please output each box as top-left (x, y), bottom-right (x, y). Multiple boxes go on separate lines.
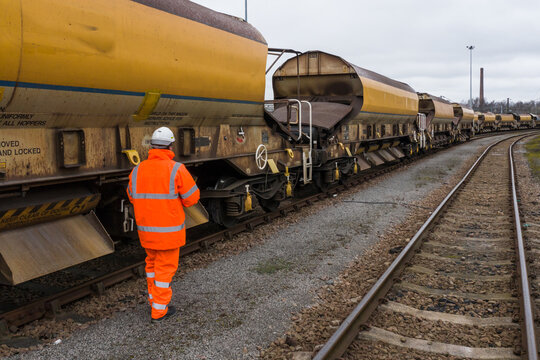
top-left (313, 133), bottom-right (538, 360)
top-left (510, 137), bottom-right (538, 359)
top-left (0, 131), bottom-right (533, 333)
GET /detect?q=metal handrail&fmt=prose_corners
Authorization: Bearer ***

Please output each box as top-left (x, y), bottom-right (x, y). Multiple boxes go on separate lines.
top-left (300, 100), bottom-right (313, 183)
top-left (301, 100), bottom-right (313, 151)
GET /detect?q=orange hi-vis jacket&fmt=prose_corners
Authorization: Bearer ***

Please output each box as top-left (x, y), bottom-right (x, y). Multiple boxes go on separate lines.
top-left (127, 149), bottom-right (200, 250)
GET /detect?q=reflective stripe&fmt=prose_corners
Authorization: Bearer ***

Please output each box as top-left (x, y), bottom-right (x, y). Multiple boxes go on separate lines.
top-left (154, 280), bottom-right (170, 288)
top-left (149, 294), bottom-right (153, 299)
top-left (152, 302), bottom-right (167, 310)
top-left (146, 272), bottom-right (155, 278)
top-left (137, 223), bottom-right (185, 233)
top-left (169, 162), bottom-right (181, 194)
top-left (131, 165), bottom-right (140, 196)
top-left (180, 184), bottom-right (198, 199)
top-left (131, 162), bottom-right (183, 200)
top-left (132, 193), bottom-right (178, 200)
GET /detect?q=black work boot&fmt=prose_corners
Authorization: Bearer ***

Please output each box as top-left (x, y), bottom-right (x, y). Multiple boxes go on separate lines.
top-left (151, 306), bottom-right (177, 323)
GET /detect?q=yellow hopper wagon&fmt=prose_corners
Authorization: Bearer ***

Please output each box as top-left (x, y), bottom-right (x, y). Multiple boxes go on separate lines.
top-left (417, 94), bottom-right (456, 146)
top-left (516, 113), bottom-right (535, 128)
top-left (267, 51), bottom-right (420, 190)
top-left (452, 103), bottom-right (475, 140)
top-left (481, 112), bottom-right (497, 131)
top-left (497, 114), bottom-right (517, 130)
top-left (0, 0), bottom-right (300, 284)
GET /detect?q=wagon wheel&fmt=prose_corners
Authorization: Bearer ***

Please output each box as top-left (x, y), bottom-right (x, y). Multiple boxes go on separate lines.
top-left (208, 177), bottom-right (239, 228)
top-left (255, 144), bottom-right (268, 170)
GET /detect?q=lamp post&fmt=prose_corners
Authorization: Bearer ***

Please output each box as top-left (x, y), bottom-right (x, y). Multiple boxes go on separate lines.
top-left (245, 0), bottom-right (248, 22)
top-left (466, 45), bottom-right (475, 109)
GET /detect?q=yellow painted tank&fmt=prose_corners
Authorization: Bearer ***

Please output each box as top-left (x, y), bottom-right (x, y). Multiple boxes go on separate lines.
top-left (271, 51), bottom-right (419, 144)
top-left (1, 0), bottom-right (268, 183)
top-left (483, 112), bottom-right (497, 127)
top-left (496, 114), bottom-right (517, 129)
top-left (517, 113), bottom-right (534, 128)
top-left (273, 51), bottom-right (418, 124)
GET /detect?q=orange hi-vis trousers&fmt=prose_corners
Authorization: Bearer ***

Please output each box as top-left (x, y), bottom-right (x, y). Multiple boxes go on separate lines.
top-left (144, 248), bottom-right (180, 319)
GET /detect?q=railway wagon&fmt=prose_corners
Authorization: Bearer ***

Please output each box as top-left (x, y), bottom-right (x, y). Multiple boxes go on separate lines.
top-left (515, 113), bottom-right (535, 128)
top-left (452, 103), bottom-right (475, 140)
top-left (417, 94), bottom-right (456, 145)
top-left (267, 51), bottom-right (422, 189)
top-left (0, 0), bottom-right (304, 285)
top-left (497, 114), bottom-right (517, 130)
top-left (532, 114), bottom-right (540, 127)
top-left (481, 112), bottom-right (497, 131)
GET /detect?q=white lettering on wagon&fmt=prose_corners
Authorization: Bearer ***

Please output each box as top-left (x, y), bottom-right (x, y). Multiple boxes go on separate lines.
top-left (0, 140), bottom-right (41, 157)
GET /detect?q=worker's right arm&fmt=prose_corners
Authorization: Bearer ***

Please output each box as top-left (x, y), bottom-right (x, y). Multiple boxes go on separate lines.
top-left (176, 164), bottom-right (200, 207)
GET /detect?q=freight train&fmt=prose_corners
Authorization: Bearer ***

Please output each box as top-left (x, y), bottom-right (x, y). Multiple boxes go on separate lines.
top-left (0, 0), bottom-right (536, 285)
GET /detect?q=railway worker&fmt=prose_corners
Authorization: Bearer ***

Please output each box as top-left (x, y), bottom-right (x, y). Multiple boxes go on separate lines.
top-left (127, 127), bottom-right (200, 322)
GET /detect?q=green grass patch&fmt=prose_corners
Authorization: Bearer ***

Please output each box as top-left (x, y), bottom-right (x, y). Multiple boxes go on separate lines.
top-left (253, 257), bottom-right (292, 275)
top-left (216, 312), bottom-right (243, 329)
top-left (525, 136), bottom-right (540, 180)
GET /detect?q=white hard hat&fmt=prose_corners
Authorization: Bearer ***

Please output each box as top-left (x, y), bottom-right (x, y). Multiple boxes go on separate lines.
top-left (151, 127), bottom-right (175, 146)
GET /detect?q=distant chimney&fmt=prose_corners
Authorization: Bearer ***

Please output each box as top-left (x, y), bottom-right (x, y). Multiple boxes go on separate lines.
top-left (479, 68), bottom-right (484, 111)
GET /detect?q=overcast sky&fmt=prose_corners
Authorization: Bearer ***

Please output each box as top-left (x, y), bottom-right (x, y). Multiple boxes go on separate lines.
top-left (195, 0), bottom-right (540, 104)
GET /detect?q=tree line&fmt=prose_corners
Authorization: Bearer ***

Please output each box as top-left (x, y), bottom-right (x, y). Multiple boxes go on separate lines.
top-left (460, 98), bottom-right (539, 114)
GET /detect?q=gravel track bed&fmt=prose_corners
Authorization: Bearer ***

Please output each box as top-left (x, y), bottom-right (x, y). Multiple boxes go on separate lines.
top-left (386, 289), bottom-right (518, 317)
top-left (261, 136), bottom-right (513, 360)
top-left (0, 135), bottom-right (514, 359)
top-left (369, 310), bottom-right (519, 347)
top-left (401, 271), bottom-right (513, 293)
top-left (345, 137), bottom-right (524, 359)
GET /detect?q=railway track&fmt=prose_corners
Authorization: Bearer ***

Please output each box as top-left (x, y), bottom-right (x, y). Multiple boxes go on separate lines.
top-left (0, 131), bottom-right (532, 337)
top-left (314, 134), bottom-right (539, 359)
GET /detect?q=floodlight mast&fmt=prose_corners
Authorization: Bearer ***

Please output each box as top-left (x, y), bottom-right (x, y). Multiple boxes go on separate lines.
top-left (466, 45), bottom-right (475, 109)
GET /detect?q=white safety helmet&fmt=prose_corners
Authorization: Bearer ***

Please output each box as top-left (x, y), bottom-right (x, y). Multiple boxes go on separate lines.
top-left (151, 127), bottom-right (175, 146)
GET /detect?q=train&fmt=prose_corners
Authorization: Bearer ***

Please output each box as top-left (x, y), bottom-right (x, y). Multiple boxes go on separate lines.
top-left (0, 0), bottom-right (537, 285)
